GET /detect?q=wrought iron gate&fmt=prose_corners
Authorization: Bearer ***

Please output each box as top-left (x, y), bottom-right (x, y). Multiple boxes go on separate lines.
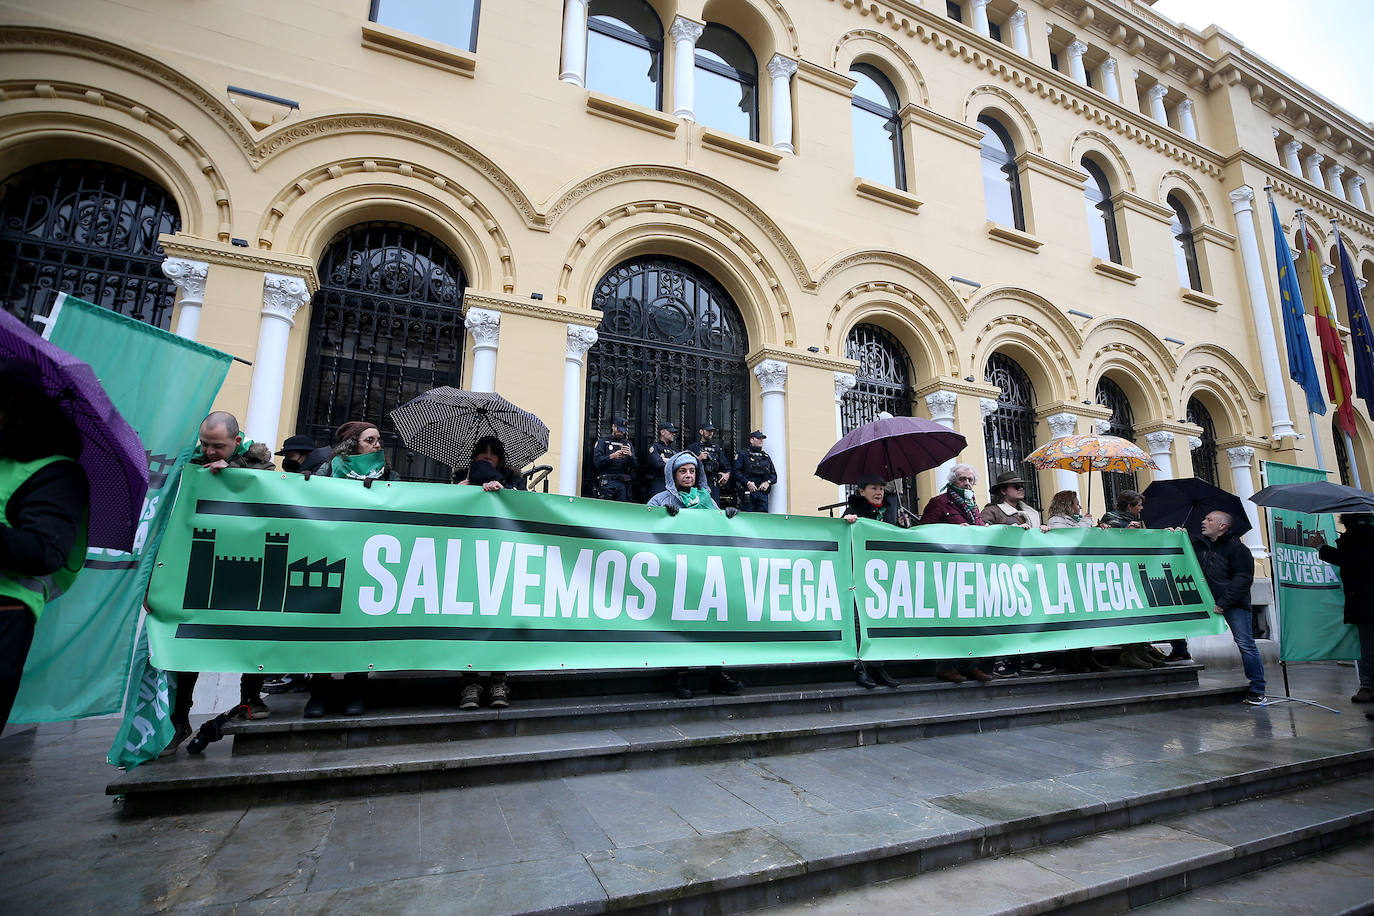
top-left (296, 222), bottom-right (466, 482)
top-left (1186, 397), bottom-right (1218, 486)
top-left (0, 160), bottom-right (180, 327)
top-left (842, 323), bottom-right (918, 513)
top-left (583, 255), bottom-right (749, 500)
top-left (983, 352), bottom-right (1041, 507)
top-left (1095, 376), bottom-right (1137, 509)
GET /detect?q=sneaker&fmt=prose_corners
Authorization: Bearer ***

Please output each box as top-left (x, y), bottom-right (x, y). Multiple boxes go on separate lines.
top-left (1243, 692), bottom-right (1267, 706)
top-left (459, 682), bottom-right (481, 710)
top-left (303, 694), bottom-right (327, 718)
top-left (710, 671), bottom-right (744, 696)
top-left (1021, 660), bottom-right (1057, 675)
top-left (991, 659), bottom-right (1018, 679)
top-left (873, 666), bottom-right (901, 688)
top-left (855, 665), bottom-right (877, 689)
top-left (1351, 687), bottom-right (1374, 703)
top-left (262, 674), bottom-right (308, 694)
top-left (488, 681), bottom-right (510, 708)
top-left (242, 697), bottom-right (271, 719)
top-left (159, 724), bottom-right (192, 758)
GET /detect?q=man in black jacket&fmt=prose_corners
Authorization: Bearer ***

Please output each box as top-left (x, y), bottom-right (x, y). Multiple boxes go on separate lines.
top-left (1307, 515), bottom-right (1374, 704)
top-left (1194, 510), bottom-right (1265, 704)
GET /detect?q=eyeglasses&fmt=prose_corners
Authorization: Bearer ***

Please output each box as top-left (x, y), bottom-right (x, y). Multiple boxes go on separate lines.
top-left (360, 435), bottom-right (382, 444)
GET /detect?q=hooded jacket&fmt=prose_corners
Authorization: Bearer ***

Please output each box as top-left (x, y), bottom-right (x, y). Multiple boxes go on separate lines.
top-left (1192, 529), bottom-right (1254, 611)
top-left (646, 452), bottom-right (718, 509)
top-left (1316, 521), bottom-right (1374, 625)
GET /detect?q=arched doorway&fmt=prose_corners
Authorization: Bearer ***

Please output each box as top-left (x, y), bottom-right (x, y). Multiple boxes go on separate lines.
top-left (583, 255), bottom-right (749, 499)
top-left (1186, 396), bottom-right (1218, 485)
top-left (296, 221), bottom-right (467, 483)
top-left (1334, 420), bottom-right (1352, 487)
top-left (1095, 376), bottom-right (1138, 508)
top-left (984, 352), bottom-right (1040, 507)
top-left (0, 159), bottom-right (181, 327)
top-left (843, 322), bottom-right (918, 512)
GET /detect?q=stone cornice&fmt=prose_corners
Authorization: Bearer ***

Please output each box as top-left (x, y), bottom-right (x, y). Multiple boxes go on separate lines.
top-left (901, 103), bottom-right (983, 148)
top-left (1192, 223), bottom-right (1237, 251)
top-left (795, 59), bottom-right (855, 97)
top-left (1216, 434), bottom-right (1270, 452)
top-left (463, 291), bottom-right (599, 327)
top-left (1036, 399), bottom-right (1112, 422)
top-left (1228, 151), bottom-right (1374, 238)
top-left (913, 377), bottom-right (1000, 400)
top-left (1018, 150), bottom-right (1091, 188)
top-left (1135, 419), bottom-right (1204, 438)
top-left (157, 234), bottom-right (319, 293)
top-left (746, 346), bottom-right (857, 375)
top-left (1114, 190), bottom-right (1176, 224)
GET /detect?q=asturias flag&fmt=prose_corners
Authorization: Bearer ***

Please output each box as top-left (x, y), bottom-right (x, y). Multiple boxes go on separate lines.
top-left (1300, 227), bottom-right (1357, 437)
top-left (1335, 230), bottom-right (1374, 418)
top-left (1269, 199), bottom-right (1325, 415)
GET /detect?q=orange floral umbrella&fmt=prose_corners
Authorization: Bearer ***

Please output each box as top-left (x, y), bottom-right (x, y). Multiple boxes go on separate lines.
top-left (1025, 434), bottom-right (1159, 474)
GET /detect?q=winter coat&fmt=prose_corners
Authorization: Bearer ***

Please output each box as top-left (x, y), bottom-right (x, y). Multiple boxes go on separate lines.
top-left (646, 452), bottom-right (718, 510)
top-left (844, 491), bottom-right (901, 526)
top-left (919, 490), bottom-right (984, 526)
top-left (1192, 531), bottom-right (1254, 611)
top-left (981, 501), bottom-right (1041, 527)
top-left (190, 440), bottom-right (275, 471)
top-left (1046, 513), bottom-right (1094, 529)
top-left (1317, 523), bottom-right (1374, 625)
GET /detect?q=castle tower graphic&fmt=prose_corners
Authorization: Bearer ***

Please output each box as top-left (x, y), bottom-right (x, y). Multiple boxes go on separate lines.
top-left (182, 529), bottom-right (345, 614)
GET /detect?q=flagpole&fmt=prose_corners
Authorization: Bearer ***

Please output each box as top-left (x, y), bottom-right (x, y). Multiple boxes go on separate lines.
top-left (1330, 220), bottom-right (1365, 489)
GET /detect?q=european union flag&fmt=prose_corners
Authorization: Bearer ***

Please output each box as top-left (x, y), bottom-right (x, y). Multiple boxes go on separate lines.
top-left (1335, 231), bottom-right (1374, 416)
top-left (1269, 197), bottom-right (1325, 415)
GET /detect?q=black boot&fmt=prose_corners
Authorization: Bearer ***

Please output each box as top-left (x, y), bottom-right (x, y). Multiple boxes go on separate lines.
top-left (855, 663), bottom-right (877, 689)
top-left (873, 665), bottom-right (901, 688)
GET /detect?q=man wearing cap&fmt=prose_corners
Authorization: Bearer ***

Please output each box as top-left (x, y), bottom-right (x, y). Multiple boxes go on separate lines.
top-left (687, 422), bottom-right (730, 505)
top-left (591, 416), bottom-right (636, 501)
top-left (734, 430), bottom-right (777, 512)
top-left (643, 422), bottom-right (678, 498)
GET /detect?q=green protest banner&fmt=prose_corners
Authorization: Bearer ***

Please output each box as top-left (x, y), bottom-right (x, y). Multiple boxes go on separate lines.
top-left (145, 470), bottom-right (857, 672)
top-left (1264, 461), bottom-right (1360, 662)
top-left (853, 521), bottom-right (1226, 660)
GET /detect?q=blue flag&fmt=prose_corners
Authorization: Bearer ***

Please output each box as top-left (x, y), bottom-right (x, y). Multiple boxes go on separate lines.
top-left (1335, 231), bottom-right (1374, 417)
top-left (1270, 197), bottom-right (1325, 415)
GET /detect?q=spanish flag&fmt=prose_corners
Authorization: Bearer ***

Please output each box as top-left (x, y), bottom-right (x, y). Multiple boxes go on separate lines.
top-left (1299, 227), bottom-right (1357, 437)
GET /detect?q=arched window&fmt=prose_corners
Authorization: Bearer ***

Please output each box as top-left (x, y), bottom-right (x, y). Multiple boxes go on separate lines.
top-left (978, 115), bottom-right (1024, 231)
top-left (695, 24), bottom-right (757, 141)
top-left (1186, 397), bottom-right (1218, 486)
top-left (850, 64), bottom-right (905, 190)
top-left (1095, 377), bottom-right (1137, 509)
top-left (584, 256), bottom-right (749, 499)
top-left (586, 0), bottom-right (663, 111)
top-left (0, 160), bottom-right (181, 328)
top-left (1082, 158), bottom-right (1121, 264)
top-left (369, 0), bottom-right (480, 52)
top-left (1334, 420), bottom-right (1353, 487)
top-left (843, 323), bottom-right (917, 511)
top-left (298, 222), bottom-right (467, 483)
top-left (1168, 193), bottom-right (1202, 291)
top-left (984, 352), bottom-right (1040, 507)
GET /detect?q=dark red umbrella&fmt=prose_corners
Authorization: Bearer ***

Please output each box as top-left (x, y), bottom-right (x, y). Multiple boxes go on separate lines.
top-left (815, 416), bottom-right (967, 484)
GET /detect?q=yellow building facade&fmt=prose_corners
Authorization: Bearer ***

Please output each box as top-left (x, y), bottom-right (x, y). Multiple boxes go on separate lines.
top-left (2, 0), bottom-right (1372, 556)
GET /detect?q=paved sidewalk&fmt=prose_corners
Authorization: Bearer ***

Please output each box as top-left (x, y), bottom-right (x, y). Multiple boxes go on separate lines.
top-left (1, 663), bottom-right (1369, 914)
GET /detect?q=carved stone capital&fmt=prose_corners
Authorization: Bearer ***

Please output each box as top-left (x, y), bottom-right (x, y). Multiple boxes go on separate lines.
top-left (1228, 185), bottom-right (1255, 212)
top-left (1144, 430), bottom-right (1174, 453)
top-left (566, 324), bottom-right (599, 360)
top-left (1352, 175), bottom-right (1367, 190)
top-left (1066, 40), bottom-right (1088, 59)
top-left (261, 273), bottom-right (310, 324)
top-left (1100, 57), bottom-right (1117, 75)
top-left (464, 307), bottom-right (501, 347)
top-left (1188, 436), bottom-right (1203, 450)
top-left (1177, 98), bottom-right (1194, 115)
top-left (970, 0), bottom-right (991, 9)
top-left (1009, 9), bottom-right (1027, 27)
top-left (161, 257), bottom-right (208, 302)
top-left (1322, 264), bottom-right (1336, 279)
top-left (754, 359), bottom-right (788, 394)
top-left (834, 372), bottom-right (857, 402)
top-left (1047, 413), bottom-right (1078, 437)
top-left (1282, 139), bottom-right (1303, 156)
top-left (1304, 152), bottom-right (1325, 170)
top-left (766, 54), bottom-right (798, 81)
top-left (1147, 84), bottom-right (1169, 101)
top-left (925, 390), bottom-right (959, 422)
top-left (1093, 418), bottom-right (1113, 436)
top-left (669, 16), bottom-right (704, 45)
top-left (980, 397), bottom-right (999, 421)
top-left (1227, 445), bottom-right (1256, 466)
top-left (1328, 163), bottom-right (1346, 182)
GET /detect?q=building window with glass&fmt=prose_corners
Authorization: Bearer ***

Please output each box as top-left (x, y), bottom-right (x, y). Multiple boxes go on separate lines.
top-left (1167, 192), bottom-right (1203, 291)
top-left (586, 0), bottom-right (663, 111)
top-left (369, 0), bottom-right (480, 52)
top-left (1082, 158), bottom-right (1121, 263)
top-left (695, 24), bottom-right (757, 141)
top-left (850, 64), bottom-right (905, 190)
top-left (978, 115), bottom-right (1025, 231)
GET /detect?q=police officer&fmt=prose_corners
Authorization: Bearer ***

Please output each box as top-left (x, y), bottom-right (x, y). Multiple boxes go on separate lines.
top-left (734, 430), bottom-right (777, 512)
top-left (591, 416), bottom-right (636, 501)
top-left (686, 422), bottom-right (730, 505)
top-left (643, 422), bottom-right (677, 498)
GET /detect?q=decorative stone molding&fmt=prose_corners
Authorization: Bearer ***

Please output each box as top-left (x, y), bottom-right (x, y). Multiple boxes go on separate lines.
top-left (1047, 412), bottom-right (1079, 438)
top-left (1093, 418), bottom-right (1113, 435)
top-left (766, 53), bottom-right (798, 82)
top-left (835, 372), bottom-right (857, 402)
top-left (161, 258), bottom-right (208, 301)
top-left (754, 359), bottom-right (788, 394)
top-left (1147, 84), bottom-right (1169, 102)
top-left (1228, 185), bottom-right (1255, 208)
top-left (829, 30), bottom-right (931, 107)
top-left (1227, 445), bottom-right (1256, 466)
top-left (668, 15), bottom-right (704, 44)
top-left (980, 398), bottom-right (1000, 421)
top-left (261, 274), bottom-right (310, 325)
top-left (828, 278), bottom-right (961, 374)
top-left (464, 307), bottom-right (501, 346)
top-left (1188, 436), bottom-right (1203, 450)
top-left (464, 290), bottom-right (597, 327)
top-left (925, 390), bottom-right (959, 422)
top-left (818, 252), bottom-right (968, 325)
top-left (566, 324), bottom-right (599, 361)
top-left (158, 234), bottom-right (319, 292)
top-left (1145, 431), bottom-right (1175, 452)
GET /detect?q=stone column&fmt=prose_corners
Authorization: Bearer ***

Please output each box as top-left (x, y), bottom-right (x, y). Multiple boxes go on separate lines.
top-left (1227, 446), bottom-right (1265, 557)
top-left (1144, 431), bottom-right (1176, 478)
top-left (1280, 140), bottom-right (1304, 176)
top-left (162, 257), bottom-right (209, 341)
top-left (926, 390), bottom-right (960, 491)
top-left (1326, 163), bottom-right (1346, 198)
top-left (1304, 152), bottom-right (1326, 187)
top-left (834, 372), bottom-right (856, 501)
top-left (1007, 10), bottom-right (1030, 56)
top-left (755, 359), bottom-right (788, 513)
top-left (1066, 40), bottom-right (1088, 86)
top-left (670, 16), bottom-right (704, 122)
top-left (1350, 175), bottom-right (1369, 210)
top-left (1177, 99), bottom-right (1197, 140)
top-left (1147, 84), bottom-right (1169, 126)
top-left (558, 325), bottom-right (598, 496)
top-left (1100, 57), bottom-right (1120, 101)
top-left (559, 0), bottom-right (589, 86)
top-left (1045, 411), bottom-right (1081, 495)
top-left (766, 54), bottom-right (798, 154)
top-left (1230, 186), bottom-right (1299, 439)
top-left (244, 274), bottom-right (310, 452)
top-left (464, 307), bottom-right (500, 393)
top-left (969, 0), bottom-right (992, 37)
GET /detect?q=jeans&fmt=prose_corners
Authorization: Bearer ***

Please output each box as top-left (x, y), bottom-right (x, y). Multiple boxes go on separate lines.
top-left (1222, 606), bottom-right (1266, 695)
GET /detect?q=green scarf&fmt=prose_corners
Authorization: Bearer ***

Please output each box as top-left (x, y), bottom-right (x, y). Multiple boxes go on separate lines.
top-left (945, 482), bottom-right (980, 519)
top-left (331, 450), bottom-right (387, 480)
top-left (676, 486), bottom-right (711, 508)
top-left (191, 438), bottom-right (256, 464)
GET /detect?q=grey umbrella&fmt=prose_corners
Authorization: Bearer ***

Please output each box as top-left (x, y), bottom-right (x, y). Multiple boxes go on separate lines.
top-left (389, 387), bottom-right (549, 471)
top-left (1250, 481), bottom-right (1374, 515)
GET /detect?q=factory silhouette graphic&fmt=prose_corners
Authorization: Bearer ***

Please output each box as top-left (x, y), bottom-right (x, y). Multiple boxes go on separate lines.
top-left (1274, 518), bottom-right (1320, 548)
top-left (183, 529), bottom-right (345, 613)
top-left (1136, 563), bottom-right (1204, 608)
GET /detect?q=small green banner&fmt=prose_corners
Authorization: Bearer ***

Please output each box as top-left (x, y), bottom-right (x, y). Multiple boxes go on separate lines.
top-left (853, 522), bottom-right (1226, 660)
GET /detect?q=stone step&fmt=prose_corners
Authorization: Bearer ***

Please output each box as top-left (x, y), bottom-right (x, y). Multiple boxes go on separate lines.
top-left (756, 773), bottom-right (1374, 915)
top-left (227, 664), bottom-right (1208, 754)
top-left (108, 672), bottom-right (1238, 813)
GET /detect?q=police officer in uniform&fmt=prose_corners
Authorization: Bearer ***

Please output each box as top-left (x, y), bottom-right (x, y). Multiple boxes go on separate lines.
top-left (686, 422), bottom-right (730, 505)
top-left (734, 430), bottom-right (777, 512)
top-left (591, 416), bottom-right (636, 501)
top-left (643, 422), bottom-right (677, 498)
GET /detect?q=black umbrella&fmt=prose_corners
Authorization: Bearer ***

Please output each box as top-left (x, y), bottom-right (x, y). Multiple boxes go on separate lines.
top-left (1250, 480), bottom-right (1374, 515)
top-left (1141, 476), bottom-right (1252, 538)
top-left (389, 387), bottom-right (550, 471)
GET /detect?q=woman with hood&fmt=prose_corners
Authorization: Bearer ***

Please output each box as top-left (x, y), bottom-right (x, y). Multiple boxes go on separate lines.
top-left (840, 475), bottom-right (905, 689)
top-left (647, 452), bottom-right (743, 698)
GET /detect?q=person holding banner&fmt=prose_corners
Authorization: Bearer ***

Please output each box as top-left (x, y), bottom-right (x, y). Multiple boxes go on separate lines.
top-left (982, 472), bottom-right (1055, 679)
top-left (1306, 515), bottom-right (1374, 704)
top-left (1195, 511), bottom-right (1266, 705)
top-left (919, 464), bottom-right (986, 526)
top-left (0, 360), bottom-right (89, 731)
top-left (1046, 490), bottom-right (1108, 674)
top-left (842, 475), bottom-right (905, 689)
